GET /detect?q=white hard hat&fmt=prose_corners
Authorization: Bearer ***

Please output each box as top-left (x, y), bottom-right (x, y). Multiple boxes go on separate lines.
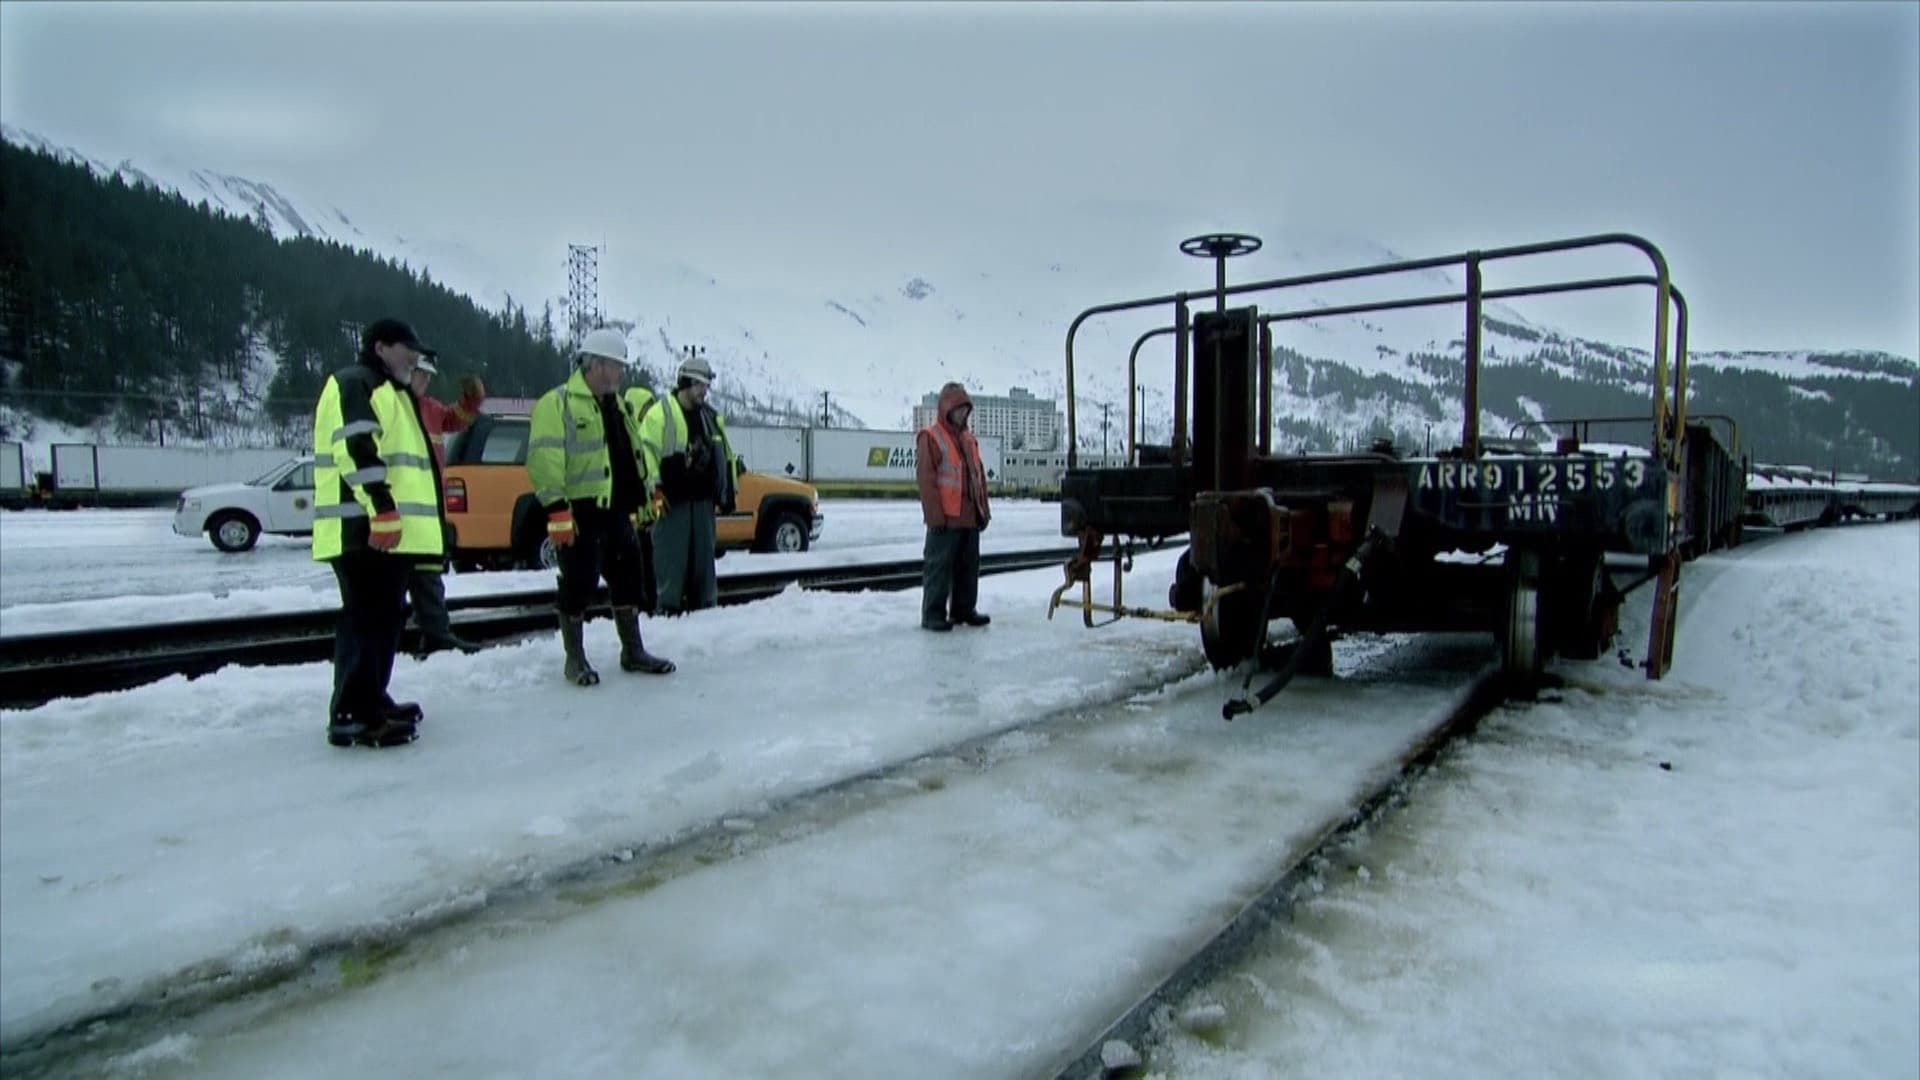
top-left (677, 353), bottom-right (715, 386)
top-left (577, 328), bottom-right (632, 365)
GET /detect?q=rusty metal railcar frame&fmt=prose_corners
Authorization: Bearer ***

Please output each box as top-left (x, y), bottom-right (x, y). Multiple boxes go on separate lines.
top-left (1058, 234), bottom-right (1701, 690)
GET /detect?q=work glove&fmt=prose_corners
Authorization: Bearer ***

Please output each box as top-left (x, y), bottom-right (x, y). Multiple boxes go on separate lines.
top-left (458, 375), bottom-right (487, 412)
top-left (369, 510), bottom-right (403, 551)
top-left (548, 509), bottom-right (576, 548)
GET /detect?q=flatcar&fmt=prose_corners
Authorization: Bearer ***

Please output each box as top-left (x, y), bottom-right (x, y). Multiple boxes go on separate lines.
top-left (1047, 232), bottom-right (1749, 717)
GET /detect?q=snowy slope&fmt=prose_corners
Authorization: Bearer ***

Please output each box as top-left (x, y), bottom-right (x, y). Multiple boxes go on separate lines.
top-left (4, 124), bottom-right (1912, 449)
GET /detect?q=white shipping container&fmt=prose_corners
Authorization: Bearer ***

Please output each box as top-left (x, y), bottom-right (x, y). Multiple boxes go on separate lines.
top-left (54, 445), bottom-right (301, 493)
top-left (728, 426), bottom-right (807, 479)
top-left (52, 444), bottom-right (98, 490)
top-left (807, 428), bottom-right (1003, 485)
top-left (107, 446), bottom-right (300, 492)
top-left (0, 442), bottom-right (24, 491)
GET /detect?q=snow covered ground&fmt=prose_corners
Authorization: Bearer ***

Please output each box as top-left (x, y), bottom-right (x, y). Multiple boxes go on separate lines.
top-left (0, 548), bottom-right (1204, 1049)
top-left (1140, 521), bottom-right (1920, 1079)
top-left (0, 499), bottom-right (1075, 635)
top-left (0, 514), bottom-right (1913, 1078)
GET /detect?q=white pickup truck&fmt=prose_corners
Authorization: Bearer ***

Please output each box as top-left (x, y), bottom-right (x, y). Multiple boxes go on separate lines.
top-left (172, 456), bottom-right (317, 552)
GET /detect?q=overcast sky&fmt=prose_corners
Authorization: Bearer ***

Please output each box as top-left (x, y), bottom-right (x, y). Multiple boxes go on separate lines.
top-left (2, 0), bottom-right (1915, 356)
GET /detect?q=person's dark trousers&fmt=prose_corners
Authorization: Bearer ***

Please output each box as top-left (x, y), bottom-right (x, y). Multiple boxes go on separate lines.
top-left (556, 505), bottom-right (651, 616)
top-left (635, 527), bottom-right (660, 615)
top-left (921, 525), bottom-right (981, 626)
top-left (329, 549), bottom-right (411, 723)
top-left (652, 499), bottom-right (718, 613)
top-left (406, 567), bottom-right (453, 642)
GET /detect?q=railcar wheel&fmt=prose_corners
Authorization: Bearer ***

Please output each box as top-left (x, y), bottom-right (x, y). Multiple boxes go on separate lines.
top-left (1502, 549), bottom-right (1544, 684)
top-left (1168, 550), bottom-right (1205, 613)
top-left (1552, 554), bottom-right (1617, 661)
top-left (1200, 586), bottom-right (1261, 670)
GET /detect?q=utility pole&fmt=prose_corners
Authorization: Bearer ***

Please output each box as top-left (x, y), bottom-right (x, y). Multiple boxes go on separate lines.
top-left (1101, 401), bottom-right (1110, 460)
top-left (821, 390), bottom-right (831, 428)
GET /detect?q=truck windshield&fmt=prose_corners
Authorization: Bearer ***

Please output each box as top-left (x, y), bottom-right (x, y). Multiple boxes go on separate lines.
top-left (248, 459), bottom-right (298, 486)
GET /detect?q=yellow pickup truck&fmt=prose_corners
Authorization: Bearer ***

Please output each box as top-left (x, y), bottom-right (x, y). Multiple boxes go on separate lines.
top-left (442, 412), bottom-right (824, 570)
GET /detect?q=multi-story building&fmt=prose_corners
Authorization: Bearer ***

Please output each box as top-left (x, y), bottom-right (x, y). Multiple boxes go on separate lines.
top-left (912, 386), bottom-right (1061, 451)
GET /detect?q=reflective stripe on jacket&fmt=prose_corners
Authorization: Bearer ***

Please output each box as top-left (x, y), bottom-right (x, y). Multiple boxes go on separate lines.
top-left (312, 361), bottom-right (444, 561)
top-left (528, 370), bottom-right (649, 510)
top-left (622, 386), bottom-right (663, 484)
top-left (637, 391), bottom-right (738, 502)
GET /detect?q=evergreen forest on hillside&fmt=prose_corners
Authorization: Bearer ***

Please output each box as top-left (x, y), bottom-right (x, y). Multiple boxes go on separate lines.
top-left (0, 141), bottom-right (578, 446)
top-left (1, 138), bottom-right (1914, 475)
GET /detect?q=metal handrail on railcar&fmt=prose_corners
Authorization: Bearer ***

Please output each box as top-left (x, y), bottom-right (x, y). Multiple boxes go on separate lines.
top-left (1060, 234), bottom-right (1698, 683)
top-left (1068, 233), bottom-right (1686, 476)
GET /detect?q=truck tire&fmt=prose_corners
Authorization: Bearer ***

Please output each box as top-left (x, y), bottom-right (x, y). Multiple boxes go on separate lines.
top-left (208, 510), bottom-right (261, 553)
top-left (515, 521), bottom-right (560, 571)
top-left (766, 510), bottom-right (810, 553)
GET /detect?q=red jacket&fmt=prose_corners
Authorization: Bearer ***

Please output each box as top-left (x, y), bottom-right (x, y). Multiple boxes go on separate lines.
top-left (416, 394), bottom-right (475, 467)
top-left (916, 382), bottom-right (991, 529)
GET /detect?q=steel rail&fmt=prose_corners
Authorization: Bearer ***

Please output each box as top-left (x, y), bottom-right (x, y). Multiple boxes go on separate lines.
top-left (1045, 669), bottom-right (1512, 1080)
top-left (0, 546), bottom-right (1085, 709)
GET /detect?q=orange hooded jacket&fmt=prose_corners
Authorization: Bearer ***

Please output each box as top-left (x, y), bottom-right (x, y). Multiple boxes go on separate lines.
top-left (916, 382), bottom-right (991, 529)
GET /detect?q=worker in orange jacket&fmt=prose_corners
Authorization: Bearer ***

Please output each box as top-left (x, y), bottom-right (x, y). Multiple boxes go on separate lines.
top-left (915, 381), bottom-right (992, 632)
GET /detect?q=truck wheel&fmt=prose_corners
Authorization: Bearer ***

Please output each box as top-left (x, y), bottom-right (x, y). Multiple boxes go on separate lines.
top-left (767, 511), bottom-right (810, 553)
top-left (515, 524), bottom-right (560, 571)
top-left (208, 511), bottom-right (261, 553)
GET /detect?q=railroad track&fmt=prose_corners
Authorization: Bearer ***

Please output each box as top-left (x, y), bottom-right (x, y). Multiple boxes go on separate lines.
top-left (1046, 667), bottom-right (1512, 1079)
top-left (0, 546), bottom-right (1083, 709)
top-left (0, 639), bottom-right (1216, 1076)
top-left (0, 631), bottom-right (1507, 1078)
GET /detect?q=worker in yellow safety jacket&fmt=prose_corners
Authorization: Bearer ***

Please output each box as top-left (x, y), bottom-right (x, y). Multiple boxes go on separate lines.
top-left (638, 348), bottom-right (739, 614)
top-left (311, 317), bottom-right (446, 748)
top-left (527, 327), bottom-right (675, 686)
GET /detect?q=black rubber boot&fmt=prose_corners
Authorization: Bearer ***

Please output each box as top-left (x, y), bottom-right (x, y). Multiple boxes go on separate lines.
top-left (613, 606), bottom-right (676, 674)
top-left (561, 614), bottom-right (600, 686)
top-left (328, 715), bottom-right (418, 748)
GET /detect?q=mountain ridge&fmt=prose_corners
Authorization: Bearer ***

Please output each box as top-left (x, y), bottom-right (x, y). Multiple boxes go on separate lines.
top-left (1, 124), bottom-right (1913, 476)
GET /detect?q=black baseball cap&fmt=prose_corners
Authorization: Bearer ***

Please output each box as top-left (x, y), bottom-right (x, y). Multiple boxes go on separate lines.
top-left (362, 318), bottom-right (438, 358)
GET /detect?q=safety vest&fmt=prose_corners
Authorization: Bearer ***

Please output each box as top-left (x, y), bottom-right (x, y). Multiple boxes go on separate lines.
top-left (622, 386), bottom-right (663, 483)
top-left (528, 370), bottom-right (648, 508)
top-left (312, 364), bottom-right (444, 561)
top-left (638, 392), bottom-right (739, 495)
top-left (922, 421), bottom-right (987, 520)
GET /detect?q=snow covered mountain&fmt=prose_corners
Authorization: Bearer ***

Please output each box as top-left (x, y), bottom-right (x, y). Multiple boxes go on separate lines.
top-left (3, 124), bottom-right (1914, 471)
